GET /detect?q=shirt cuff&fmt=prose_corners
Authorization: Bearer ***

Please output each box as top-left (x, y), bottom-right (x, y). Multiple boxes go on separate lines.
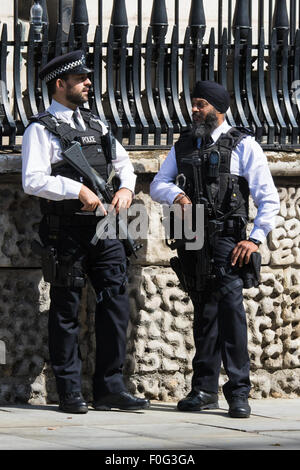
top-left (119, 179), bottom-right (136, 194)
top-left (64, 179), bottom-right (83, 199)
top-left (168, 188), bottom-right (184, 205)
top-left (249, 226), bottom-right (268, 243)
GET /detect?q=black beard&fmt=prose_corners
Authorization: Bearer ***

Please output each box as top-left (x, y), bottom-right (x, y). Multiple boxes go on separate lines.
top-left (65, 85), bottom-right (88, 106)
top-left (192, 111), bottom-right (219, 138)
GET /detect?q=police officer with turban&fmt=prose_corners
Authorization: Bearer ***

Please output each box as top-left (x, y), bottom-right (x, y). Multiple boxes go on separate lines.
top-left (22, 51), bottom-right (150, 413)
top-left (150, 81), bottom-right (280, 418)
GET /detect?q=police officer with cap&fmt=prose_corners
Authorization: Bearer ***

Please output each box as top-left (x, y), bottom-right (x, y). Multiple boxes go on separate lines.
top-left (150, 81), bottom-right (280, 418)
top-left (22, 50), bottom-right (150, 413)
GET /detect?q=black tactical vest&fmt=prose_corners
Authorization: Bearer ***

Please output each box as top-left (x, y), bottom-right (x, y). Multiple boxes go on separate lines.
top-left (29, 108), bottom-right (113, 215)
top-left (174, 126), bottom-right (252, 221)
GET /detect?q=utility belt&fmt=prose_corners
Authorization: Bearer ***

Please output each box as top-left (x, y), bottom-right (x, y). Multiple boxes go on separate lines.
top-left (32, 213), bottom-right (129, 294)
top-left (32, 238), bottom-right (128, 296)
top-left (170, 251), bottom-right (261, 300)
top-left (32, 214), bottom-right (100, 288)
top-left (168, 214), bottom-right (260, 299)
top-left (168, 215), bottom-right (247, 251)
top-left (45, 213), bottom-right (104, 227)
top-left (208, 215), bottom-right (247, 239)
top-left (32, 239), bottom-right (86, 289)
top-left (40, 198), bottom-right (89, 217)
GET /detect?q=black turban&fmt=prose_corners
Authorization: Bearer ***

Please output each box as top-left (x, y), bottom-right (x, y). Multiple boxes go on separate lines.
top-left (192, 81), bottom-right (230, 114)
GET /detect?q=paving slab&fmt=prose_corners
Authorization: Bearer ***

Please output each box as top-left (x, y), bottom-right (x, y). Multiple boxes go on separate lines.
top-left (0, 399), bottom-right (299, 451)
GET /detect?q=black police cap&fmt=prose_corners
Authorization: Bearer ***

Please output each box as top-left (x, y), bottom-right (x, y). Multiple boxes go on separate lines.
top-left (39, 50), bottom-right (93, 83)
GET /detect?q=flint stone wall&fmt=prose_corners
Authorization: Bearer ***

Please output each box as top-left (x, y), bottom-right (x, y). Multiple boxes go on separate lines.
top-left (0, 150), bottom-right (299, 405)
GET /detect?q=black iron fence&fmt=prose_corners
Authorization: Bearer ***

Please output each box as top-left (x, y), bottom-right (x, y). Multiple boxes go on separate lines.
top-left (1, 0), bottom-right (300, 151)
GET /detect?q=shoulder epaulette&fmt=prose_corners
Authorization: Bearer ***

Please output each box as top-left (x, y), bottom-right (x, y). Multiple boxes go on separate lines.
top-left (79, 107), bottom-right (97, 120)
top-left (222, 126), bottom-right (254, 150)
top-left (230, 126), bottom-right (254, 137)
top-left (27, 111), bottom-right (64, 137)
top-left (28, 111), bottom-right (51, 123)
top-left (79, 107), bottom-right (104, 126)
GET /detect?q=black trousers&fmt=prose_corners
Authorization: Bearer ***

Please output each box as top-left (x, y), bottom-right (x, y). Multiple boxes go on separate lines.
top-left (178, 236), bottom-right (251, 400)
top-left (39, 217), bottom-right (130, 399)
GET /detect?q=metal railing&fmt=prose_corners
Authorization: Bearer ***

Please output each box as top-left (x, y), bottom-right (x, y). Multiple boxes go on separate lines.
top-left (1, 0), bottom-right (300, 151)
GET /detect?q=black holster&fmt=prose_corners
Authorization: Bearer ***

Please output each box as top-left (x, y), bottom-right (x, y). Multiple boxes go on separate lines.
top-left (239, 251), bottom-right (261, 288)
top-left (55, 255), bottom-right (86, 289)
top-left (32, 240), bottom-right (86, 288)
top-left (32, 240), bottom-right (58, 283)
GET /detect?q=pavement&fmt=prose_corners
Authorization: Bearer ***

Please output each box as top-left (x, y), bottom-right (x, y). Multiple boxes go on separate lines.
top-left (0, 398), bottom-right (299, 452)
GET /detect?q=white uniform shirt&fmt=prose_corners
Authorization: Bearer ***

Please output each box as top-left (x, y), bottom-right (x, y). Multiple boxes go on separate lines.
top-left (22, 99), bottom-right (137, 200)
top-left (150, 120), bottom-right (280, 242)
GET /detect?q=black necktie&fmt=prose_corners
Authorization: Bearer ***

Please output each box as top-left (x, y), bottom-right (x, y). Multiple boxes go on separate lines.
top-left (202, 135), bottom-right (213, 147)
top-left (73, 111), bottom-right (84, 131)
top-left (197, 135), bottom-right (214, 150)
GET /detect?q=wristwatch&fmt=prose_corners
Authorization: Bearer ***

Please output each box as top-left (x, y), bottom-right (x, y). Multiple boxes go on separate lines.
top-left (248, 237), bottom-right (261, 246)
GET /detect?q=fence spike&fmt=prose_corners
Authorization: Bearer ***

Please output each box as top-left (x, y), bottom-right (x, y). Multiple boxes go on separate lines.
top-left (150, 0), bottom-right (168, 42)
top-left (111, 0), bottom-right (128, 42)
top-left (272, 0), bottom-right (289, 41)
top-left (232, 0), bottom-right (251, 41)
top-left (40, 0), bottom-right (49, 24)
top-left (188, 0), bottom-right (206, 44)
top-left (72, 0), bottom-right (89, 42)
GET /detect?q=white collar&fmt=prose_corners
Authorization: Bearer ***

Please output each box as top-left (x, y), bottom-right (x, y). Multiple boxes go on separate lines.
top-left (211, 120), bottom-right (231, 142)
top-left (47, 99), bottom-right (79, 123)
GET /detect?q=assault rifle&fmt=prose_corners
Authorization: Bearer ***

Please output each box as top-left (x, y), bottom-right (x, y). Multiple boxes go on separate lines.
top-left (62, 141), bottom-right (141, 258)
top-left (179, 154), bottom-right (215, 291)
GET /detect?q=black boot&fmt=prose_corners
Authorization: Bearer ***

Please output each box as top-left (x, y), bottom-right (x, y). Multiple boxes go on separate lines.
top-left (59, 392), bottom-right (88, 414)
top-left (228, 397), bottom-right (251, 418)
top-left (93, 391), bottom-right (150, 411)
top-left (177, 390), bottom-right (219, 411)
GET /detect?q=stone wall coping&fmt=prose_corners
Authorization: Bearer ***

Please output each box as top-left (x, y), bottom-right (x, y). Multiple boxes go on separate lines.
top-left (1, 151), bottom-right (300, 177)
